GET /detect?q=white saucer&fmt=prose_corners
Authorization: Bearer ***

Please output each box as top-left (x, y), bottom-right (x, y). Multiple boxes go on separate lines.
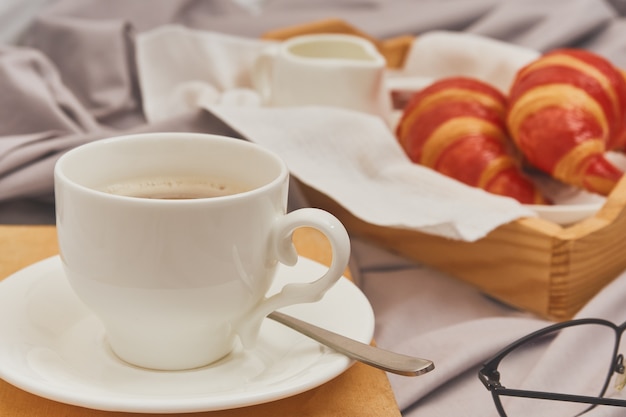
top-left (0, 256), bottom-right (374, 413)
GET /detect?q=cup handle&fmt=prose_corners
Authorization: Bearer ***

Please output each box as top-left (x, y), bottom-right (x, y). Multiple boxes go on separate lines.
top-left (237, 208), bottom-right (351, 348)
top-left (251, 45), bottom-right (278, 105)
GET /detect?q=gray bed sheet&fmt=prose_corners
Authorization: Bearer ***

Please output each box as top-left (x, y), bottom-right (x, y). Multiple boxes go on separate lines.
top-left (3, 2), bottom-right (626, 416)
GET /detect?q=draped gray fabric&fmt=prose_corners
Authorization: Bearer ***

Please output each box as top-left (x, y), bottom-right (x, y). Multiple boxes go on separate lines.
top-left (3, 3), bottom-right (626, 416)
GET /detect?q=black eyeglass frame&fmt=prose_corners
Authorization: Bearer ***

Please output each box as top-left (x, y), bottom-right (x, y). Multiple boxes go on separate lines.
top-left (479, 318), bottom-right (626, 416)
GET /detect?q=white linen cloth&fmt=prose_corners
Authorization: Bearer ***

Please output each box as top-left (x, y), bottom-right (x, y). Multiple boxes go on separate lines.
top-left (136, 26), bottom-right (538, 242)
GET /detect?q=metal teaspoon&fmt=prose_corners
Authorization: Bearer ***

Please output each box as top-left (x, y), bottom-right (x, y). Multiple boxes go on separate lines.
top-left (268, 311), bottom-right (435, 377)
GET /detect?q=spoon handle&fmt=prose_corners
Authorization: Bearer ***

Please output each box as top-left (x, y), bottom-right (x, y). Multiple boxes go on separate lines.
top-left (268, 311), bottom-right (434, 377)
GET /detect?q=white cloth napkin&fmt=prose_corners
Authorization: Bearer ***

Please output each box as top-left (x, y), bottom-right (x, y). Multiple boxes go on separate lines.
top-left (136, 25), bottom-right (539, 241)
top-left (388, 30), bottom-right (541, 93)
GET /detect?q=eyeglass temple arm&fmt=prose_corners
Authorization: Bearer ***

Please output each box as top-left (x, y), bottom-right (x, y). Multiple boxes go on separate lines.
top-left (480, 369), bottom-right (626, 408)
top-left (492, 387), bottom-right (626, 407)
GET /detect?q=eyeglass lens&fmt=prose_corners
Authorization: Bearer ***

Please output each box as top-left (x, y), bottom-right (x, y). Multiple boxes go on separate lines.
top-left (495, 323), bottom-right (620, 416)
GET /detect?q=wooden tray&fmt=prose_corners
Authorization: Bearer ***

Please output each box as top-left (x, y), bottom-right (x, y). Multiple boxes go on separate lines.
top-left (262, 19), bottom-right (626, 321)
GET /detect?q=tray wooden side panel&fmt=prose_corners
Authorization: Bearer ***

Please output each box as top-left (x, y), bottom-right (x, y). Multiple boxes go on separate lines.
top-left (298, 182), bottom-right (557, 317)
top-left (552, 235), bottom-right (626, 319)
top-left (550, 178), bottom-right (626, 318)
top-left (299, 174), bottom-right (626, 320)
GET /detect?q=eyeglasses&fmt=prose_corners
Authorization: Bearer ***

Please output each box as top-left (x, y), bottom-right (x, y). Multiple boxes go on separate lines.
top-left (479, 318), bottom-right (626, 417)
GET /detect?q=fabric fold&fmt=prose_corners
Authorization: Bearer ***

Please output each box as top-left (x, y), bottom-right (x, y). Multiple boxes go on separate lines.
top-left (3, 2), bottom-right (626, 415)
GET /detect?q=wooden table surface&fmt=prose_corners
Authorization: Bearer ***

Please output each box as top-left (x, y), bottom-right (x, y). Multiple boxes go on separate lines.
top-left (0, 225), bottom-right (401, 417)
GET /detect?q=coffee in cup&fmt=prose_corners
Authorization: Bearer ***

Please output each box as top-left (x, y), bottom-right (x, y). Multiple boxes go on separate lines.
top-left (100, 176), bottom-right (251, 199)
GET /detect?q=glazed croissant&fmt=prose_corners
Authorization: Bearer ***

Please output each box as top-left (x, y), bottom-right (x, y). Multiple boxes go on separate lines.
top-left (507, 49), bottom-right (626, 195)
top-left (396, 77), bottom-right (546, 204)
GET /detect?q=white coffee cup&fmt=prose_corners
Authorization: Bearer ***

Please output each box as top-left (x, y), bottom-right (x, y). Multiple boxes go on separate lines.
top-left (54, 132), bottom-right (351, 371)
top-left (252, 34), bottom-right (391, 119)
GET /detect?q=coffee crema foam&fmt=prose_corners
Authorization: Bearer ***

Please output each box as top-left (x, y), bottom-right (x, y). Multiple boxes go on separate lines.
top-left (101, 177), bottom-right (252, 199)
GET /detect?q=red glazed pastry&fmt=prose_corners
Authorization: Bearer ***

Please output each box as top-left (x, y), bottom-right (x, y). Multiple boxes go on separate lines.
top-left (396, 76), bottom-right (546, 204)
top-left (507, 49), bottom-right (626, 195)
